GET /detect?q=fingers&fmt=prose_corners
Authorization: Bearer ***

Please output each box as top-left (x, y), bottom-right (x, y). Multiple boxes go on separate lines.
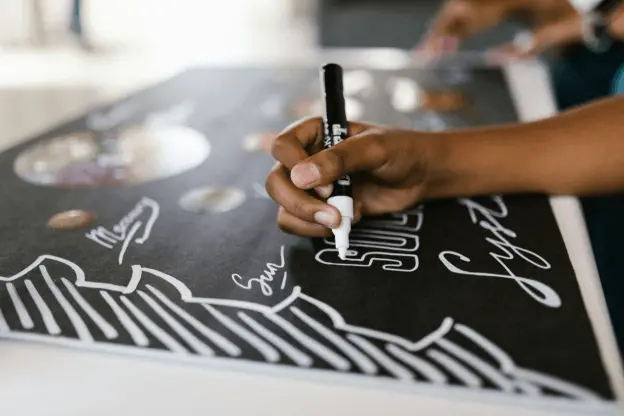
top-left (416, 0), bottom-right (480, 53)
top-left (271, 117), bottom-right (323, 169)
top-left (277, 204), bottom-right (363, 237)
top-left (271, 117), bottom-right (371, 170)
top-left (277, 207), bottom-right (333, 237)
top-left (266, 163), bottom-right (342, 228)
top-left (490, 15), bottom-right (582, 59)
top-left (290, 131), bottom-right (389, 190)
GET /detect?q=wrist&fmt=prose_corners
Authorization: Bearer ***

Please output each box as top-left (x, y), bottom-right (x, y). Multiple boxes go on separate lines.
top-left (423, 125), bottom-right (540, 199)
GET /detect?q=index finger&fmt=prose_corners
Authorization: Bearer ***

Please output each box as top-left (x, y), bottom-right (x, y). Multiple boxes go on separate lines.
top-left (271, 116), bottom-right (370, 170)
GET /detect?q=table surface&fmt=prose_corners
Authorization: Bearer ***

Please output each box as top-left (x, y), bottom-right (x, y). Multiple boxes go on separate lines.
top-left (0, 49), bottom-right (622, 416)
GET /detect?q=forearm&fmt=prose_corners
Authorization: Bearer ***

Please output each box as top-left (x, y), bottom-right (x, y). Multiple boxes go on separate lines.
top-left (427, 96), bottom-right (624, 198)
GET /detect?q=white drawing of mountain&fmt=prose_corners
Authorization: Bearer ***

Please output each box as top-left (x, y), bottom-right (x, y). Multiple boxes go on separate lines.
top-left (0, 254), bottom-right (605, 403)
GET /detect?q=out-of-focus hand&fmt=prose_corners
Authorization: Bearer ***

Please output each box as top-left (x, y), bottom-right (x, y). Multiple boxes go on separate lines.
top-left (416, 0), bottom-right (578, 55)
top-left (416, 0), bottom-right (515, 54)
top-left (492, 13), bottom-right (582, 59)
top-left (493, 6), bottom-right (624, 59)
top-left (266, 117), bottom-right (439, 237)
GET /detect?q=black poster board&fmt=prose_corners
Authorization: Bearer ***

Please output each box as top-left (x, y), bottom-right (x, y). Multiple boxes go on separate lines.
top-left (0, 67), bottom-right (616, 412)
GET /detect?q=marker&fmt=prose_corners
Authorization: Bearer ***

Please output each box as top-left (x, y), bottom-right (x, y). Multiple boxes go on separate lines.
top-left (320, 63), bottom-right (353, 261)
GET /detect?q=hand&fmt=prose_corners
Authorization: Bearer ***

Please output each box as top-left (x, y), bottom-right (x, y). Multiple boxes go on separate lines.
top-left (491, 5), bottom-right (624, 59)
top-left (417, 0), bottom-right (514, 54)
top-left (266, 118), bottom-right (438, 237)
top-left (416, 0), bottom-right (577, 55)
top-left (492, 13), bottom-right (583, 59)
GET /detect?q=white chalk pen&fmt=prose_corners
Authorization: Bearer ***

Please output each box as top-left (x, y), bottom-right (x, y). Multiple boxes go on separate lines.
top-left (320, 63), bottom-right (353, 260)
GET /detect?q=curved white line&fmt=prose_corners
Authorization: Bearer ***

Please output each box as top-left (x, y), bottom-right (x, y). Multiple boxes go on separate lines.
top-left (100, 291), bottom-right (149, 347)
top-left (291, 307), bottom-right (377, 374)
top-left (146, 285), bottom-right (241, 357)
top-left (263, 313), bottom-right (351, 371)
top-left (514, 368), bottom-right (600, 401)
top-left (202, 304), bottom-right (279, 362)
top-left (238, 312), bottom-right (312, 367)
top-left (299, 293), bottom-right (453, 352)
top-left (427, 349), bottom-right (482, 388)
top-left (134, 198), bottom-right (160, 244)
top-left (41, 267), bottom-right (93, 342)
top-left (454, 323), bottom-right (515, 374)
top-left (385, 344), bottom-right (447, 384)
top-left (315, 249), bottom-right (419, 272)
top-left (61, 278), bottom-right (118, 339)
top-left (118, 221), bottom-right (142, 265)
top-left (25, 279), bottom-right (60, 335)
top-left (138, 291), bottom-right (214, 356)
top-left (121, 296), bottom-right (187, 353)
top-left (6, 282), bottom-right (34, 329)
top-left (270, 286), bottom-right (300, 314)
top-left (0, 308), bottom-right (8, 332)
top-left (346, 334), bottom-right (411, 380)
top-left (436, 338), bottom-right (514, 392)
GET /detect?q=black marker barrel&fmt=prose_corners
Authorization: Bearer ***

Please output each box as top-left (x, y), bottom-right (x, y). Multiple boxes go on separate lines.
top-left (321, 63), bottom-right (352, 199)
top-left (320, 63), bottom-right (353, 260)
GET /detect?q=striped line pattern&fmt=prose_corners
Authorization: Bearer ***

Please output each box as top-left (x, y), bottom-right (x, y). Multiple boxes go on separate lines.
top-left (0, 272), bottom-right (600, 402)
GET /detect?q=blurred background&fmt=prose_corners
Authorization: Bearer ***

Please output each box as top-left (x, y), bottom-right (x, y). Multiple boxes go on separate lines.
top-left (0, 0), bottom-right (523, 148)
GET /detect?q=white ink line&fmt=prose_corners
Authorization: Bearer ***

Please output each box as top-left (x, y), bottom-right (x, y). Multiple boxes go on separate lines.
top-left (427, 349), bottom-right (482, 388)
top-left (61, 278), bottom-right (118, 339)
top-left (290, 307), bottom-right (377, 374)
top-left (385, 344), bottom-right (447, 384)
top-left (514, 368), bottom-right (600, 401)
top-left (202, 304), bottom-right (279, 362)
top-left (141, 266), bottom-right (272, 313)
top-left (100, 291), bottom-right (149, 347)
top-left (346, 334), bottom-right (411, 380)
top-left (238, 312), bottom-right (312, 367)
top-left (270, 286), bottom-right (300, 314)
top-left (41, 266), bottom-right (93, 342)
top-left (280, 272), bottom-right (287, 291)
top-left (146, 285), bottom-right (241, 357)
top-left (24, 279), bottom-right (60, 335)
top-left (299, 293), bottom-right (453, 352)
top-left (6, 282), bottom-right (34, 329)
top-left (135, 198), bottom-right (159, 244)
top-left (120, 296), bottom-right (187, 353)
top-left (118, 221), bottom-right (142, 265)
top-left (454, 323), bottom-right (515, 374)
top-left (0, 307), bottom-right (9, 332)
top-left (263, 313), bottom-right (351, 371)
top-left (138, 291), bottom-right (214, 356)
top-left (436, 338), bottom-right (514, 392)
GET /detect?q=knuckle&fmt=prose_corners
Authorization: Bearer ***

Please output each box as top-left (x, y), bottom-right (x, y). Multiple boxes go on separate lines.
top-left (368, 133), bottom-right (389, 160)
top-left (290, 200), bottom-right (307, 217)
top-left (270, 135), bottom-right (288, 159)
top-left (264, 165), bottom-right (282, 199)
top-left (323, 149), bottom-right (345, 178)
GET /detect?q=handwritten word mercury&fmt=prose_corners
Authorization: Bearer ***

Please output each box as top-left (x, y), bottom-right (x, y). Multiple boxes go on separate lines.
top-left (439, 197), bottom-right (561, 308)
top-left (85, 197), bottom-right (160, 264)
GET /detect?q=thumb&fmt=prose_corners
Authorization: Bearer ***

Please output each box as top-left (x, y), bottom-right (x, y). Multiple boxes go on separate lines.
top-left (290, 132), bottom-right (388, 190)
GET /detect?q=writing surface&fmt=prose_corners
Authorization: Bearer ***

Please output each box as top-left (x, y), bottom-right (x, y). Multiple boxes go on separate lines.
top-left (0, 68), bottom-right (616, 412)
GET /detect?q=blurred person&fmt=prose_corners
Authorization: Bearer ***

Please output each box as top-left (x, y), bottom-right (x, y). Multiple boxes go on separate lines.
top-left (418, 0), bottom-right (624, 109)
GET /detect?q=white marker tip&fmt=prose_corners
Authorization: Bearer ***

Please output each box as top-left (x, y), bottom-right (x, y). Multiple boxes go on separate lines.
top-left (338, 247), bottom-right (348, 260)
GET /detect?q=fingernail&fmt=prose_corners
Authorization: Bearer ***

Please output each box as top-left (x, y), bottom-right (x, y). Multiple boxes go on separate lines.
top-left (291, 163), bottom-right (320, 188)
top-left (314, 210), bottom-right (339, 228)
top-left (315, 184), bottom-right (333, 199)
